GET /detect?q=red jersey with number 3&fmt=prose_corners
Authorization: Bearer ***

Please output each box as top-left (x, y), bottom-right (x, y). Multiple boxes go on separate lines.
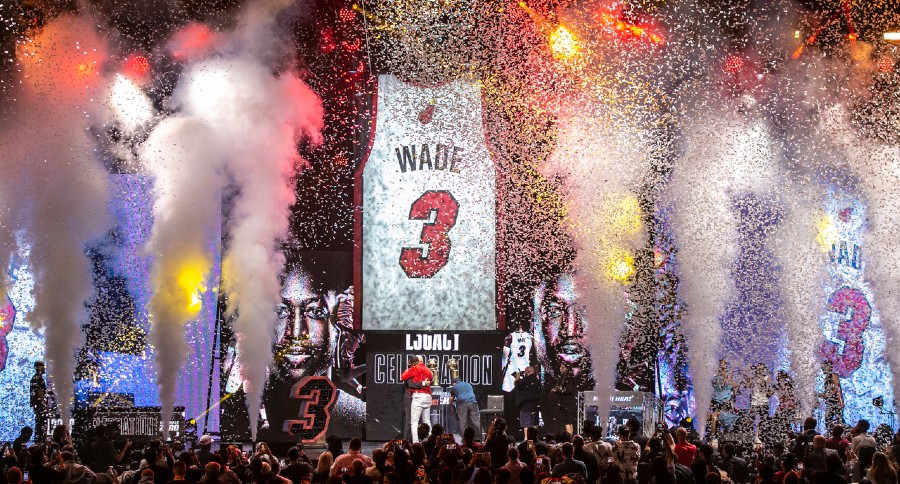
top-left (356, 74), bottom-right (497, 331)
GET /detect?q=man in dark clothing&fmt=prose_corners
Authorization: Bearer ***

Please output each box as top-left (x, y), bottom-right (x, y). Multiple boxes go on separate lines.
top-left (805, 436), bottom-right (839, 473)
top-left (514, 367), bottom-right (541, 429)
top-left (516, 427), bottom-right (549, 467)
top-left (691, 444), bottom-right (718, 484)
top-left (144, 447), bottom-right (173, 484)
top-left (195, 436), bottom-right (214, 467)
top-left (791, 417), bottom-right (820, 458)
top-left (625, 418), bottom-right (649, 453)
top-left (279, 447), bottom-right (312, 484)
top-left (177, 452), bottom-right (205, 483)
top-left (719, 443), bottom-right (749, 484)
top-left (572, 436), bottom-right (599, 484)
top-left (423, 425), bottom-right (445, 460)
top-left (29, 362), bottom-right (48, 444)
top-left (484, 419), bottom-right (515, 469)
top-left (547, 364), bottom-right (577, 435)
top-left (550, 443), bottom-right (587, 479)
top-left (13, 428), bottom-right (32, 468)
top-left (26, 445), bottom-right (65, 484)
top-left (90, 429), bottom-right (131, 472)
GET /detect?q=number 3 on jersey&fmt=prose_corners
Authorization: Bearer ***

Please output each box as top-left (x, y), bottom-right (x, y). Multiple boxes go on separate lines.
top-left (399, 190), bottom-right (459, 278)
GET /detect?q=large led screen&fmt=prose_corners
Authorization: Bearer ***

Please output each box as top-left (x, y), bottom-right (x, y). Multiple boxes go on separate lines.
top-left (357, 74), bottom-right (498, 331)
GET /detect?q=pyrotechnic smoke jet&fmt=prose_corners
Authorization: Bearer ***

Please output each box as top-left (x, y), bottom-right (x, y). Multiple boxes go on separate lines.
top-left (666, 94), bottom-right (779, 435)
top-left (142, 0), bottom-right (322, 439)
top-left (543, 103), bottom-right (653, 424)
top-left (0, 15), bottom-right (113, 427)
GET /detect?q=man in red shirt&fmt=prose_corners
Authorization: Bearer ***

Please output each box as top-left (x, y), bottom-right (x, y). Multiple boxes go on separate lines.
top-left (825, 425), bottom-right (850, 462)
top-left (400, 356), bottom-right (433, 442)
top-left (673, 427), bottom-right (696, 466)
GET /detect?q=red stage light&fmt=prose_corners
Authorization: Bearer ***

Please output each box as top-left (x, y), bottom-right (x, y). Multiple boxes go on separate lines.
top-left (724, 54), bottom-right (745, 74)
top-left (127, 55), bottom-right (150, 76)
top-left (171, 23), bottom-right (215, 59)
top-left (342, 38), bottom-right (361, 51)
top-left (339, 8), bottom-right (355, 23)
top-left (876, 55), bottom-right (895, 73)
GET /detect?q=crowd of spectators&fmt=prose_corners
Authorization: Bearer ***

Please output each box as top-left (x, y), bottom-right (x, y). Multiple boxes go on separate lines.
top-left (3, 417), bottom-right (900, 484)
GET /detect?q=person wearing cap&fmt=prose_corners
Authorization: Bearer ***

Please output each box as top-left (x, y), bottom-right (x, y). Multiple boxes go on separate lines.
top-left (196, 436), bottom-right (214, 467)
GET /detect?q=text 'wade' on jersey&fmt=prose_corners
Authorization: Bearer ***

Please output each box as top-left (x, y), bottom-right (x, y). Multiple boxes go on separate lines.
top-left (358, 74), bottom-right (497, 331)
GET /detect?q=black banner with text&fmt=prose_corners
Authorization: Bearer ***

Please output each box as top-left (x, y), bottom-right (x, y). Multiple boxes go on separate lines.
top-left (365, 331), bottom-right (503, 440)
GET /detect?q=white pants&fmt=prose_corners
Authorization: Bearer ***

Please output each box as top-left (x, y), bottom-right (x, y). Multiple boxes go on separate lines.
top-left (410, 392), bottom-right (432, 442)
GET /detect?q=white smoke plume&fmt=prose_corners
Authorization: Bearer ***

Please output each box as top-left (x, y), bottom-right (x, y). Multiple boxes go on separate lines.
top-left (0, 15), bottom-right (113, 425)
top-left (769, 177), bottom-right (826, 415)
top-left (142, 0), bottom-right (323, 439)
top-left (543, 92), bottom-right (653, 422)
top-left (141, 116), bottom-right (220, 435)
top-left (667, 96), bottom-right (778, 434)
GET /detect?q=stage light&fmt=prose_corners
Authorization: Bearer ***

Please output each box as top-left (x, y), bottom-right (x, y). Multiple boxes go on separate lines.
top-left (604, 247), bottom-right (635, 283)
top-left (816, 213), bottom-right (839, 253)
top-left (177, 264), bottom-right (206, 314)
top-left (549, 25), bottom-right (579, 60)
top-left (876, 56), bottom-right (895, 73)
top-left (126, 55), bottom-right (150, 76)
top-left (342, 38), bottom-right (362, 51)
top-left (171, 23), bottom-right (216, 60)
top-left (885, 32), bottom-right (900, 41)
top-left (794, 30), bottom-right (801, 39)
top-left (724, 54), bottom-right (745, 74)
top-left (339, 8), bottom-right (355, 23)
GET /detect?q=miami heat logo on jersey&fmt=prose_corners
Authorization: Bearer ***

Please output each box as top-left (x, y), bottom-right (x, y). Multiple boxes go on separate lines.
top-left (355, 75), bottom-right (498, 331)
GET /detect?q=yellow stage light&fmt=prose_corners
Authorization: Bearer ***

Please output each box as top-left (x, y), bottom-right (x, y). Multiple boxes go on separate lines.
top-left (604, 247), bottom-right (635, 283)
top-left (816, 213), bottom-right (839, 253)
top-left (549, 25), bottom-right (579, 60)
top-left (177, 264), bottom-right (206, 314)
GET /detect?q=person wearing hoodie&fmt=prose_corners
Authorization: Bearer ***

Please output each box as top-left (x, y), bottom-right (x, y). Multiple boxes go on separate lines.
top-left (61, 450), bottom-right (96, 484)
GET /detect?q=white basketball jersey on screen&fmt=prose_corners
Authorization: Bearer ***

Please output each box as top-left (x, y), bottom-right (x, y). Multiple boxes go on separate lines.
top-left (362, 74), bottom-right (496, 330)
top-left (502, 330), bottom-right (532, 391)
